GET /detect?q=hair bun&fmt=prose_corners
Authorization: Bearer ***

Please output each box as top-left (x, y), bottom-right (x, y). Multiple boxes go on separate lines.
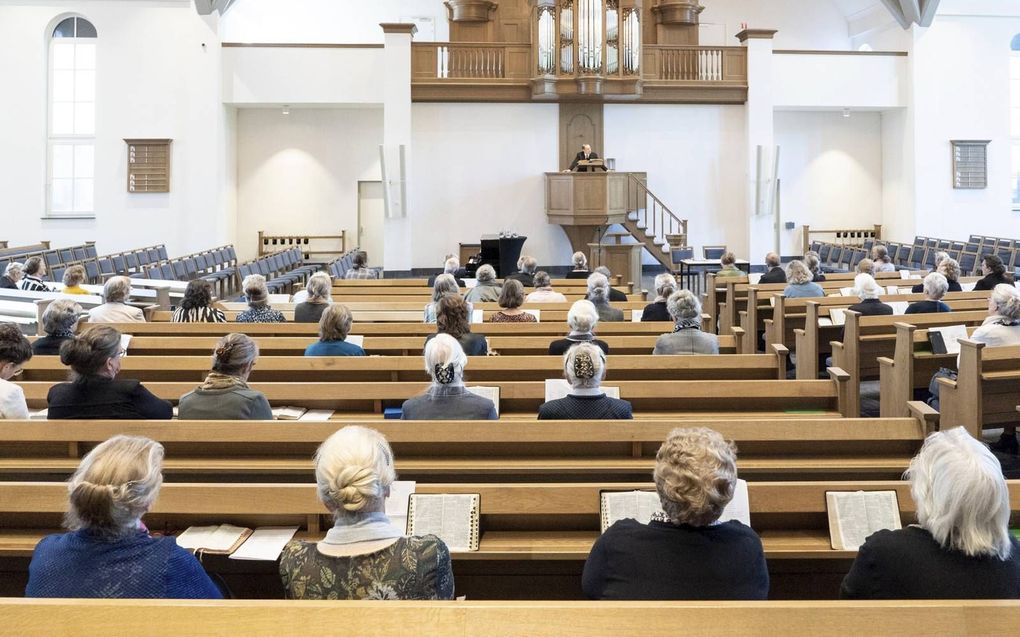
top-left (572, 352), bottom-right (596, 380)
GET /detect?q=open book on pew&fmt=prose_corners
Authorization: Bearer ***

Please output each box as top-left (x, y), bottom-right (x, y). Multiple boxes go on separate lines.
top-left (345, 334), bottom-right (365, 349)
top-left (544, 379), bottom-right (619, 401)
top-left (828, 308), bottom-right (847, 327)
top-left (599, 480), bottom-right (750, 533)
top-left (466, 386), bottom-right (500, 416)
top-left (927, 324), bottom-right (969, 355)
top-left (271, 407), bottom-right (335, 421)
top-left (826, 490), bottom-right (901, 551)
top-left (385, 481), bottom-right (416, 533)
top-left (120, 334), bottom-right (132, 356)
top-left (406, 493), bottom-right (480, 552)
top-left (175, 524), bottom-right (253, 555)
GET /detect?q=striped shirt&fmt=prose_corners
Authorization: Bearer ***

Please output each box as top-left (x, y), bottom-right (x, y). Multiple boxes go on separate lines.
top-left (19, 276), bottom-right (49, 292)
top-left (344, 267), bottom-right (378, 280)
top-left (171, 306), bottom-right (227, 323)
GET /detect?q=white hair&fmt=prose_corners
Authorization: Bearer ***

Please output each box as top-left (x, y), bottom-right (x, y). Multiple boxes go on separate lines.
top-left (563, 341), bottom-right (606, 390)
top-left (4, 262), bottom-right (23, 278)
top-left (907, 427), bottom-right (1012, 560)
top-left (785, 260), bottom-right (812, 285)
top-left (42, 299), bottom-right (83, 335)
top-left (572, 252), bottom-right (588, 269)
top-left (853, 273), bottom-right (882, 300)
top-left (443, 257), bottom-right (460, 274)
top-left (991, 284), bottom-right (1020, 320)
top-left (520, 256), bottom-right (538, 274)
top-left (432, 273), bottom-right (459, 303)
top-left (667, 289), bottom-right (701, 321)
top-left (423, 333), bottom-right (467, 383)
top-left (654, 273), bottom-right (677, 301)
top-left (242, 274), bottom-right (269, 305)
top-left (315, 426), bottom-right (396, 518)
top-left (103, 276), bottom-right (132, 304)
top-left (476, 264), bottom-right (497, 283)
top-left (922, 272), bottom-right (949, 301)
top-left (593, 266), bottom-right (612, 278)
top-left (567, 299), bottom-right (599, 333)
top-left (587, 272), bottom-right (610, 302)
top-left (305, 272), bottom-right (332, 302)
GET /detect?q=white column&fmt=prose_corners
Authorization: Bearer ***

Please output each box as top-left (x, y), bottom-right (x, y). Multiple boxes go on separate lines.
top-left (738, 29), bottom-right (778, 264)
top-left (380, 23), bottom-right (416, 273)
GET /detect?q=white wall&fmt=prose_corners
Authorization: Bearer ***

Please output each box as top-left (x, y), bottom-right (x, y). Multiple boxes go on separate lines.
top-left (700, 0), bottom-right (853, 49)
top-left (235, 108), bottom-right (383, 263)
top-left (772, 53), bottom-right (908, 109)
top-left (222, 47), bottom-right (385, 105)
top-left (605, 105), bottom-right (748, 258)
top-left (411, 103), bottom-right (565, 268)
top-left (880, 108), bottom-right (914, 242)
top-left (0, 0), bottom-right (233, 257)
top-left (774, 111), bottom-right (884, 255)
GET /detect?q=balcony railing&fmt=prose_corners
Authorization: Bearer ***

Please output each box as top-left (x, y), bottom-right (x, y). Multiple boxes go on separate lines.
top-left (412, 43), bottom-right (532, 81)
top-left (642, 46), bottom-right (747, 83)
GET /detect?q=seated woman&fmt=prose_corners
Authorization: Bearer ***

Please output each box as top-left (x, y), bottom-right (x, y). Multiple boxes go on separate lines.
top-left (841, 427), bottom-right (1020, 599)
top-left (716, 252), bottom-right (744, 278)
top-left (424, 295), bottom-right (487, 356)
top-left (871, 244), bottom-right (897, 273)
top-left (178, 333), bottom-right (272, 420)
top-left (490, 279), bottom-right (536, 323)
top-left (0, 323), bottom-right (32, 419)
top-left (463, 264), bottom-right (501, 303)
top-left (33, 299), bottom-right (82, 355)
top-left (905, 273), bottom-right (951, 314)
top-left (804, 251), bottom-right (826, 282)
top-left (526, 271), bottom-right (567, 303)
top-left (305, 304), bottom-right (366, 357)
top-left (25, 435), bottom-right (222, 598)
top-left (782, 260), bottom-right (825, 298)
top-left (280, 426), bottom-right (454, 599)
top-left (583, 427), bottom-right (768, 599)
top-left (171, 280), bottom-right (226, 323)
top-left (47, 326), bottom-right (172, 420)
top-left (973, 284), bottom-right (1020, 454)
top-left (847, 274), bottom-right (893, 316)
top-left (586, 273), bottom-right (623, 322)
top-left (549, 300), bottom-right (610, 356)
top-left (236, 274), bottom-right (286, 323)
top-left (653, 290), bottom-right (719, 355)
top-left (0, 262), bottom-right (22, 289)
top-left (88, 276), bottom-right (145, 323)
top-left (973, 254), bottom-right (1014, 291)
top-left (538, 342), bottom-right (632, 420)
top-left (911, 257), bottom-right (963, 293)
top-left (343, 251), bottom-right (378, 280)
top-left (424, 274), bottom-right (472, 323)
top-left (294, 272), bottom-right (332, 323)
top-left (62, 265), bottom-right (89, 295)
top-left (401, 334), bottom-right (497, 420)
top-left (565, 251), bottom-right (590, 279)
top-left (641, 273), bottom-right (677, 322)
top-left (856, 258), bottom-right (876, 277)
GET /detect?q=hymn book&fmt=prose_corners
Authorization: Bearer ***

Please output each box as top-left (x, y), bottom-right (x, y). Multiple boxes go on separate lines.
top-left (927, 325), bottom-right (969, 355)
top-left (466, 386), bottom-right (500, 416)
top-left (825, 491), bottom-right (901, 551)
top-left (175, 524), bottom-right (252, 555)
top-left (599, 480), bottom-right (751, 533)
top-left (406, 493), bottom-right (480, 552)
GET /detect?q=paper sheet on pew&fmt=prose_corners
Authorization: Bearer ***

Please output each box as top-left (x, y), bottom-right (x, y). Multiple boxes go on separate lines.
top-left (229, 527), bottom-right (299, 561)
top-left (524, 309), bottom-right (541, 322)
top-left (386, 481), bottom-right (416, 533)
top-left (599, 480), bottom-right (750, 533)
top-left (345, 334), bottom-right (365, 349)
top-left (961, 282), bottom-right (977, 292)
top-left (267, 294), bottom-right (291, 304)
top-left (466, 386), bottom-right (499, 416)
top-left (900, 270), bottom-right (914, 280)
top-left (29, 409), bottom-right (48, 420)
top-left (888, 302), bottom-right (910, 316)
top-left (748, 273), bottom-right (763, 285)
top-left (462, 279), bottom-right (478, 289)
top-left (298, 409), bottom-right (335, 421)
top-left (927, 324), bottom-right (969, 356)
top-left (631, 310), bottom-right (642, 322)
top-left (119, 334), bottom-right (132, 356)
top-left (544, 379), bottom-right (619, 402)
top-left (472, 309), bottom-right (483, 324)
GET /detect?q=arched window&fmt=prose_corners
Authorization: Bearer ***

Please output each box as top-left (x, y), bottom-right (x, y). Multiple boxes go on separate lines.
top-left (48, 16), bottom-right (96, 216)
top-left (1011, 35), bottom-right (1020, 210)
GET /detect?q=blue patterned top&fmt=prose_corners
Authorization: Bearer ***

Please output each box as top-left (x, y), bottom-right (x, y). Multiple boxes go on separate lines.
top-left (25, 529), bottom-right (223, 599)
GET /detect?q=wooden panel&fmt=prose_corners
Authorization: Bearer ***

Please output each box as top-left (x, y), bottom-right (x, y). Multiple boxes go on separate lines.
top-left (559, 103), bottom-right (604, 171)
top-left (574, 176), bottom-right (607, 212)
top-left (125, 139), bottom-right (171, 193)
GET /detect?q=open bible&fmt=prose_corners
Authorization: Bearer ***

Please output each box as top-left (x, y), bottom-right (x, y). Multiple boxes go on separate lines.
top-left (406, 493), bottom-right (480, 552)
top-left (826, 490), bottom-right (901, 550)
top-left (599, 480), bottom-right (751, 533)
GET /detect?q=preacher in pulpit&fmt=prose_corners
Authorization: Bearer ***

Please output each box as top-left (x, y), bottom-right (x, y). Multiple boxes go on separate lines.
top-left (568, 144), bottom-right (607, 172)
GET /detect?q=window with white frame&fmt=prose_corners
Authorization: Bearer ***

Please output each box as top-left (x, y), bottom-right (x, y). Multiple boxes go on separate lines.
top-left (1011, 35), bottom-right (1020, 211)
top-left (48, 16), bottom-right (96, 216)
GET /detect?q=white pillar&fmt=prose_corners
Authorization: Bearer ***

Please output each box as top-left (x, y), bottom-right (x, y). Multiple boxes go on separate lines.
top-left (380, 23), bottom-right (416, 273)
top-left (738, 29), bottom-right (778, 264)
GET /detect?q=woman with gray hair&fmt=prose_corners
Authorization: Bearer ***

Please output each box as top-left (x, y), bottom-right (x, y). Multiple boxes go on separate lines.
top-left (905, 272), bottom-right (951, 314)
top-left (871, 244), bottom-right (896, 273)
top-left (783, 260), bottom-right (824, 298)
top-left (641, 273), bottom-right (677, 322)
top-left (279, 426), bottom-right (454, 599)
top-left (33, 299), bottom-right (83, 355)
top-left (401, 333), bottom-right (496, 420)
top-left (653, 290), bottom-right (719, 355)
top-left (178, 333), bottom-right (273, 420)
top-left (549, 300), bottom-right (610, 355)
top-left (538, 341), bottom-right (632, 420)
top-left (566, 251), bottom-right (590, 279)
top-left (88, 276), bottom-right (145, 323)
top-left (526, 271), bottom-right (567, 303)
top-left (294, 272), bottom-right (332, 323)
top-left (236, 274), bottom-right (285, 323)
top-left (463, 264), bottom-right (502, 303)
top-left (804, 251), bottom-right (825, 282)
top-left (305, 304), bottom-right (366, 356)
top-left (25, 435), bottom-right (222, 598)
top-left (583, 427), bottom-right (767, 599)
top-left (841, 427), bottom-right (1020, 599)
top-left (424, 273), bottom-right (472, 323)
top-left (0, 262), bottom-right (22, 289)
top-left (586, 272), bottom-right (624, 322)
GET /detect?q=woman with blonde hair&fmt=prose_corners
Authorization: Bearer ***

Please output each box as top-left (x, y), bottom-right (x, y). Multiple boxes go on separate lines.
top-left (782, 260), bottom-right (824, 298)
top-left (401, 333), bottom-right (497, 420)
top-left (841, 428), bottom-right (1020, 598)
top-left (25, 435), bottom-right (222, 598)
top-left (178, 333), bottom-right (273, 420)
top-left (583, 427), bottom-right (768, 599)
top-left (62, 265), bottom-right (89, 295)
top-left (279, 426), bottom-right (454, 599)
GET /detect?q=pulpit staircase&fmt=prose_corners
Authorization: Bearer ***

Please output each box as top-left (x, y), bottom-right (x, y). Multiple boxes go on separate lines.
top-left (620, 174), bottom-right (688, 269)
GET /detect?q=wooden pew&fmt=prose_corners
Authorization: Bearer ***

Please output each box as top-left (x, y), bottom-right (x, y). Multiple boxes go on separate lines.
top-left (0, 412), bottom-right (934, 482)
top-left (0, 479), bottom-right (1015, 599)
top-left (829, 310), bottom-right (989, 417)
top-left (937, 340), bottom-right (1020, 438)
top-left (329, 278), bottom-right (633, 293)
top-left (5, 599), bottom-right (1020, 637)
top-left (20, 351), bottom-right (789, 383)
top-left (16, 374), bottom-right (851, 418)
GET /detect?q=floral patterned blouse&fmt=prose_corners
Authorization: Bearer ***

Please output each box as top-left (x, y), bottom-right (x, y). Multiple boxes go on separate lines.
top-left (235, 305), bottom-right (286, 323)
top-left (489, 311), bottom-right (536, 323)
top-left (279, 535), bottom-right (454, 600)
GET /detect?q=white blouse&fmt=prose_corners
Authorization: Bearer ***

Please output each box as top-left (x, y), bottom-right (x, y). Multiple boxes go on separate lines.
top-left (0, 378), bottom-right (28, 420)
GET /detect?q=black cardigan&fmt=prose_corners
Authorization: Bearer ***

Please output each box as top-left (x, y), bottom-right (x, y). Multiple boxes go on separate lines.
top-left (47, 377), bottom-right (173, 420)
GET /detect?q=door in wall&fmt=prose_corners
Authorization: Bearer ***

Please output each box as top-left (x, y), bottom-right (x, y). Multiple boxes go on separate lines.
top-left (358, 181), bottom-right (386, 268)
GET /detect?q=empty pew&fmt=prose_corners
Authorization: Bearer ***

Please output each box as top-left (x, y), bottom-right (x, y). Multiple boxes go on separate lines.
top-left (937, 340), bottom-right (1020, 439)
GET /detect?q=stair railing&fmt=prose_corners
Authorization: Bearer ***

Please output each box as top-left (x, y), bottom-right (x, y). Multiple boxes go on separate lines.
top-left (625, 174), bottom-right (688, 249)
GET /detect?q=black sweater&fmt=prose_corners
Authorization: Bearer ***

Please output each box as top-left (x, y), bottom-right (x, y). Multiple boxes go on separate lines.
top-left (841, 526), bottom-right (1020, 599)
top-left (537, 394), bottom-right (633, 420)
top-left (47, 378), bottom-right (173, 420)
top-left (582, 519), bottom-right (769, 600)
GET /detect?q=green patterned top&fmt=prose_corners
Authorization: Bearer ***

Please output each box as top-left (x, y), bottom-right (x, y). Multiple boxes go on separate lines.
top-left (279, 536), bottom-right (454, 600)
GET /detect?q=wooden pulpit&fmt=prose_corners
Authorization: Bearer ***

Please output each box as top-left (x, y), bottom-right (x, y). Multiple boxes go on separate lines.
top-left (544, 171), bottom-right (632, 255)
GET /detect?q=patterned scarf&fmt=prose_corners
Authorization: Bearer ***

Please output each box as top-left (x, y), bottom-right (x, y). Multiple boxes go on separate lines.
top-left (199, 371), bottom-right (248, 391)
top-left (673, 318), bottom-right (702, 332)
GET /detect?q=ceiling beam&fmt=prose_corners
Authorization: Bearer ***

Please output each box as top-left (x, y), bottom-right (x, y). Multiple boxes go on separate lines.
top-left (899, 0), bottom-right (922, 23)
top-left (194, 0), bottom-right (237, 16)
top-left (879, 0), bottom-right (942, 28)
top-left (918, 0), bottom-right (942, 26)
top-left (878, 0), bottom-right (912, 28)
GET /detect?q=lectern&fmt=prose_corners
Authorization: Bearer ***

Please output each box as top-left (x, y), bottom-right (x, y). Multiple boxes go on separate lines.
top-left (544, 171), bottom-right (632, 256)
